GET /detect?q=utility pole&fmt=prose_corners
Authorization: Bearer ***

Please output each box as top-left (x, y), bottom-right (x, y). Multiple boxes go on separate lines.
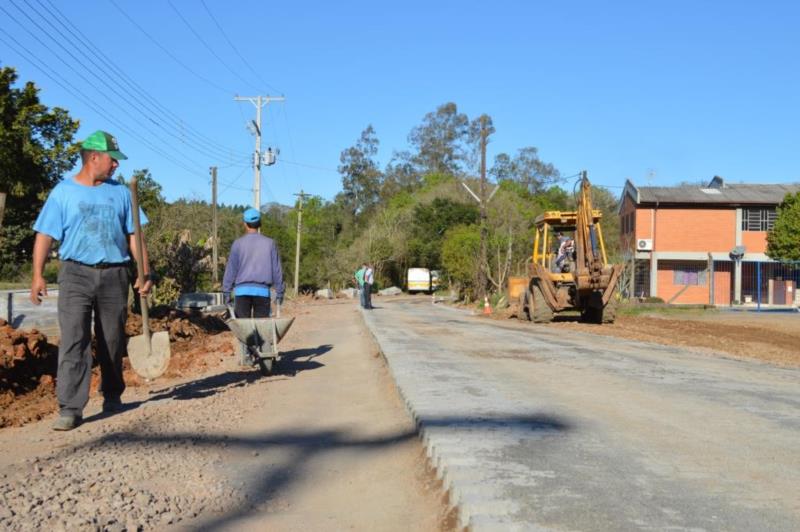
top-left (233, 95), bottom-right (285, 210)
top-left (210, 167), bottom-right (219, 286)
top-left (293, 190), bottom-right (311, 297)
top-left (460, 116), bottom-right (496, 301)
top-left (477, 116), bottom-right (489, 300)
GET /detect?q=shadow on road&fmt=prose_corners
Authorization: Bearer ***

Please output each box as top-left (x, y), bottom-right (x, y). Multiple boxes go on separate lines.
top-left (276, 344), bottom-right (332, 375)
top-left (71, 412), bottom-right (571, 529)
top-left (83, 345), bottom-right (333, 423)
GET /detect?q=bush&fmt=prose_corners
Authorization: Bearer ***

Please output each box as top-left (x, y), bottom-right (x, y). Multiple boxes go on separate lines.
top-left (151, 277), bottom-right (181, 307)
top-left (43, 261), bottom-right (59, 284)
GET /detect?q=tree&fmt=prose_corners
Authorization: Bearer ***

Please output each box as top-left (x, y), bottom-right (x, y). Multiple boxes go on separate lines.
top-left (407, 198), bottom-right (479, 268)
top-left (117, 169), bottom-right (166, 217)
top-left (767, 192), bottom-right (800, 261)
top-left (441, 224), bottom-right (481, 299)
top-left (590, 185), bottom-right (623, 263)
top-left (408, 102), bottom-right (470, 176)
top-left (0, 66), bottom-right (79, 277)
top-left (338, 125), bottom-right (382, 219)
top-left (381, 150), bottom-right (420, 200)
top-left (490, 146), bottom-right (560, 194)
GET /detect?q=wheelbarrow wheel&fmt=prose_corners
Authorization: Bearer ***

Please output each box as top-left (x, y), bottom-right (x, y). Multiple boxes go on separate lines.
top-left (256, 357), bottom-right (271, 376)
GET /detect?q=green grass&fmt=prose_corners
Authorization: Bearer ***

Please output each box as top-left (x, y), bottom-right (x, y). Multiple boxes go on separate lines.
top-left (0, 282), bottom-right (30, 290)
top-left (618, 302), bottom-right (718, 317)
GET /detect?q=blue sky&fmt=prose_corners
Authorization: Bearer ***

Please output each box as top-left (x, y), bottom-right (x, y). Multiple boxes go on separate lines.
top-left (2, 0), bottom-right (798, 207)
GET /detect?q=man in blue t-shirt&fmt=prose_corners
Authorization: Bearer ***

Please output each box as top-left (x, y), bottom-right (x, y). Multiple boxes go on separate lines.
top-left (29, 130), bottom-right (153, 431)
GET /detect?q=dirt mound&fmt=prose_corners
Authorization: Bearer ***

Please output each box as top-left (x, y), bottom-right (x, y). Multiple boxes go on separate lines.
top-left (1, 309), bottom-right (236, 429)
top-left (0, 319), bottom-right (58, 427)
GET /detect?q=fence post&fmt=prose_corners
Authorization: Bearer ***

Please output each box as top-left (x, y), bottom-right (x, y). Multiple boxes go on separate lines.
top-left (708, 253), bottom-right (714, 305)
top-left (757, 262), bottom-right (762, 312)
top-left (5, 292), bottom-right (11, 324)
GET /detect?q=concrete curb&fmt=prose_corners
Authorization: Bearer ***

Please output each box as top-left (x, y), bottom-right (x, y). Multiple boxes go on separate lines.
top-left (357, 304), bottom-right (537, 531)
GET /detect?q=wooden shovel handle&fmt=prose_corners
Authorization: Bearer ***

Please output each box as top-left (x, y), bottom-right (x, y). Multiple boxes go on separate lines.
top-left (129, 176), bottom-right (151, 344)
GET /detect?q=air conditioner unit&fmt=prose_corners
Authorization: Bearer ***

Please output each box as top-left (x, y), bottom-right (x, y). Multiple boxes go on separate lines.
top-left (637, 238), bottom-right (653, 251)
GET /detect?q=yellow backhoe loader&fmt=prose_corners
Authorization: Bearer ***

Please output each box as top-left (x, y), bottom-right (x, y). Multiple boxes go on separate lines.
top-left (518, 171), bottom-right (622, 323)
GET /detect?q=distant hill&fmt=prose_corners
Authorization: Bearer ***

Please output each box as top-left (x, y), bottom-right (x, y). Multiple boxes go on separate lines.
top-left (261, 202), bottom-right (292, 216)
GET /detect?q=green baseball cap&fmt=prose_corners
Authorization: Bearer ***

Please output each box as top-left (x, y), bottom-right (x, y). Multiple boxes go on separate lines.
top-left (81, 130), bottom-right (128, 160)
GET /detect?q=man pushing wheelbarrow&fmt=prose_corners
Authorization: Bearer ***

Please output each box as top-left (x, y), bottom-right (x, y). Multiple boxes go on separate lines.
top-left (222, 208), bottom-right (293, 374)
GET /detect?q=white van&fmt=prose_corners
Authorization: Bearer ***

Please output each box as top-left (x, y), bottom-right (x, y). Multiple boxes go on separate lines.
top-left (407, 268), bottom-right (431, 294)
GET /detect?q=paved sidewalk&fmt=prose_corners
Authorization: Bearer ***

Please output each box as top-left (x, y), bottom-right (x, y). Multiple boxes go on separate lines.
top-left (361, 302), bottom-right (556, 530)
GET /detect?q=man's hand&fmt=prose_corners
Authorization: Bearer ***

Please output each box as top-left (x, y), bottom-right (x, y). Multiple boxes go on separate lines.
top-left (30, 276), bottom-right (47, 305)
top-left (134, 276), bottom-right (154, 297)
top-left (223, 292), bottom-right (232, 305)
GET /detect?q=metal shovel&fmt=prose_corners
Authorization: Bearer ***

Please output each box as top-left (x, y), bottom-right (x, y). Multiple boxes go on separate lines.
top-left (127, 176), bottom-right (170, 379)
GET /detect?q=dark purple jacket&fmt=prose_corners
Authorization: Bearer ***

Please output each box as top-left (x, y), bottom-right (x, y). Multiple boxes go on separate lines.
top-left (222, 233), bottom-right (285, 299)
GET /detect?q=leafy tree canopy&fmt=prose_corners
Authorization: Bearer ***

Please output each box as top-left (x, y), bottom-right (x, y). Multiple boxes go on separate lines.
top-left (490, 146), bottom-right (560, 194)
top-left (0, 65), bottom-right (79, 276)
top-left (338, 125), bottom-right (382, 219)
top-left (767, 192), bottom-right (800, 261)
top-left (408, 102), bottom-right (471, 176)
top-left (0, 65), bottom-right (80, 226)
top-left (116, 169), bottom-right (166, 217)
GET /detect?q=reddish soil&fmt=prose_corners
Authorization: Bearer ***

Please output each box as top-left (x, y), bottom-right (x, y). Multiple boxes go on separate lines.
top-left (497, 305), bottom-right (800, 368)
top-left (0, 306), bottom-right (244, 428)
top-left (544, 312), bottom-right (800, 367)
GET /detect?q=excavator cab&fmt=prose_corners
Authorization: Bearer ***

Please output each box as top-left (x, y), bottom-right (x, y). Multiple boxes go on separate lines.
top-left (519, 172), bottom-right (622, 324)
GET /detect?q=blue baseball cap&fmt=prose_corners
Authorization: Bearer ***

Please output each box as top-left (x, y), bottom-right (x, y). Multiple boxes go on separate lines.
top-left (243, 208), bottom-right (261, 223)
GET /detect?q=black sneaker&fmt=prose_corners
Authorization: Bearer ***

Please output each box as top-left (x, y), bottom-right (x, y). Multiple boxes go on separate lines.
top-left (102, 398), bottom-right (124, 413)
top-left (52, 415), bottom-right (82, 431)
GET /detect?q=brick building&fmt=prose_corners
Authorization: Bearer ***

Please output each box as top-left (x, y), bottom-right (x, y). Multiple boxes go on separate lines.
top-left (619, 176), bottom-right (800, 306)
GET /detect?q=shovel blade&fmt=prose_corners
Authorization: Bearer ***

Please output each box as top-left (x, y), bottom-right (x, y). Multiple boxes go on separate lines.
top-left (128, 331), bottom-right (171, 380)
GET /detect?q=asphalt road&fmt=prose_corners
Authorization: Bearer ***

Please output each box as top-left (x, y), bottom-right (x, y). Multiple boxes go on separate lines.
top-left (362, 297), bottom-right (800, 531)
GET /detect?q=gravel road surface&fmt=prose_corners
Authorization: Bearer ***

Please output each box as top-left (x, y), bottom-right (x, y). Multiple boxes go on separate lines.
top-left (362, 297), bottom-right (800, 531)
top-left (0, 300), bottom-right (448, 531)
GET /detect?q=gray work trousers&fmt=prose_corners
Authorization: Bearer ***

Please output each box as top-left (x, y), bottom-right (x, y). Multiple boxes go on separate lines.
top-left (57, 261), bottom-right (129, 416)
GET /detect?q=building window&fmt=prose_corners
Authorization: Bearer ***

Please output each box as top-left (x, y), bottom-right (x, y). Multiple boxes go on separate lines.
top-left (673, 269), bottom-right (707, 286)
top-left (742, 207), bottom-right (777, 231)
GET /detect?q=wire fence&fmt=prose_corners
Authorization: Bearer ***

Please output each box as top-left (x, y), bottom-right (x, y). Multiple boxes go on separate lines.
top-left (622, 258), bottom-right (800, 307)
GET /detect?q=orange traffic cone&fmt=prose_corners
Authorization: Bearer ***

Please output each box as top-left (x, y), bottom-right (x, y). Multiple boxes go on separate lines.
top-left (483, 296), bottom-right (492, 315)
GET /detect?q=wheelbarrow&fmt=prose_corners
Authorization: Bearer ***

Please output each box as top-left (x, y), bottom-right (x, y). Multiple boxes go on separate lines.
top-left (225, 305), bottom-right (295, 375)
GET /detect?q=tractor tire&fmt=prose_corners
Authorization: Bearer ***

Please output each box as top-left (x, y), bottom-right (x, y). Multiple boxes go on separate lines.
top-left (530, 282), bottom-right (554, 323)
top-left (581, 292), bottom-right (605, 324)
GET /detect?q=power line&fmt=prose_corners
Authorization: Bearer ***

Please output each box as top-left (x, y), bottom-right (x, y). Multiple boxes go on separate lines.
top-left (37, 0), bottom-right (247, 162)
top-left (36, 0), bottom-right (246, 163)
top-left (280, 159), bottom-right (340, 173)
top-left (107, 0), bottom-right (236, 96)
top-left (218, 165), bottom-right (251, 198)
top-left (4, 1), bottom-right (239, 169)
top-left (0, 29), bottom-right (205, 178)
top-left (199, 0), bottom-right (283, 95)
top-left (279, 102), bottom-right (302, 186)
top-left (166, 0), bottom-right (261, 93)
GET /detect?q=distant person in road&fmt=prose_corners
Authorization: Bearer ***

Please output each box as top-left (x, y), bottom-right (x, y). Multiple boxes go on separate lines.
top-left (29, 130), bottom-right (153, 431)
top-left (223, 208), bottom-right (285, 321)
top-left (363, 263), bottom-right (374, 310)
top-left (354, 263), bottom-right (366, 307)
